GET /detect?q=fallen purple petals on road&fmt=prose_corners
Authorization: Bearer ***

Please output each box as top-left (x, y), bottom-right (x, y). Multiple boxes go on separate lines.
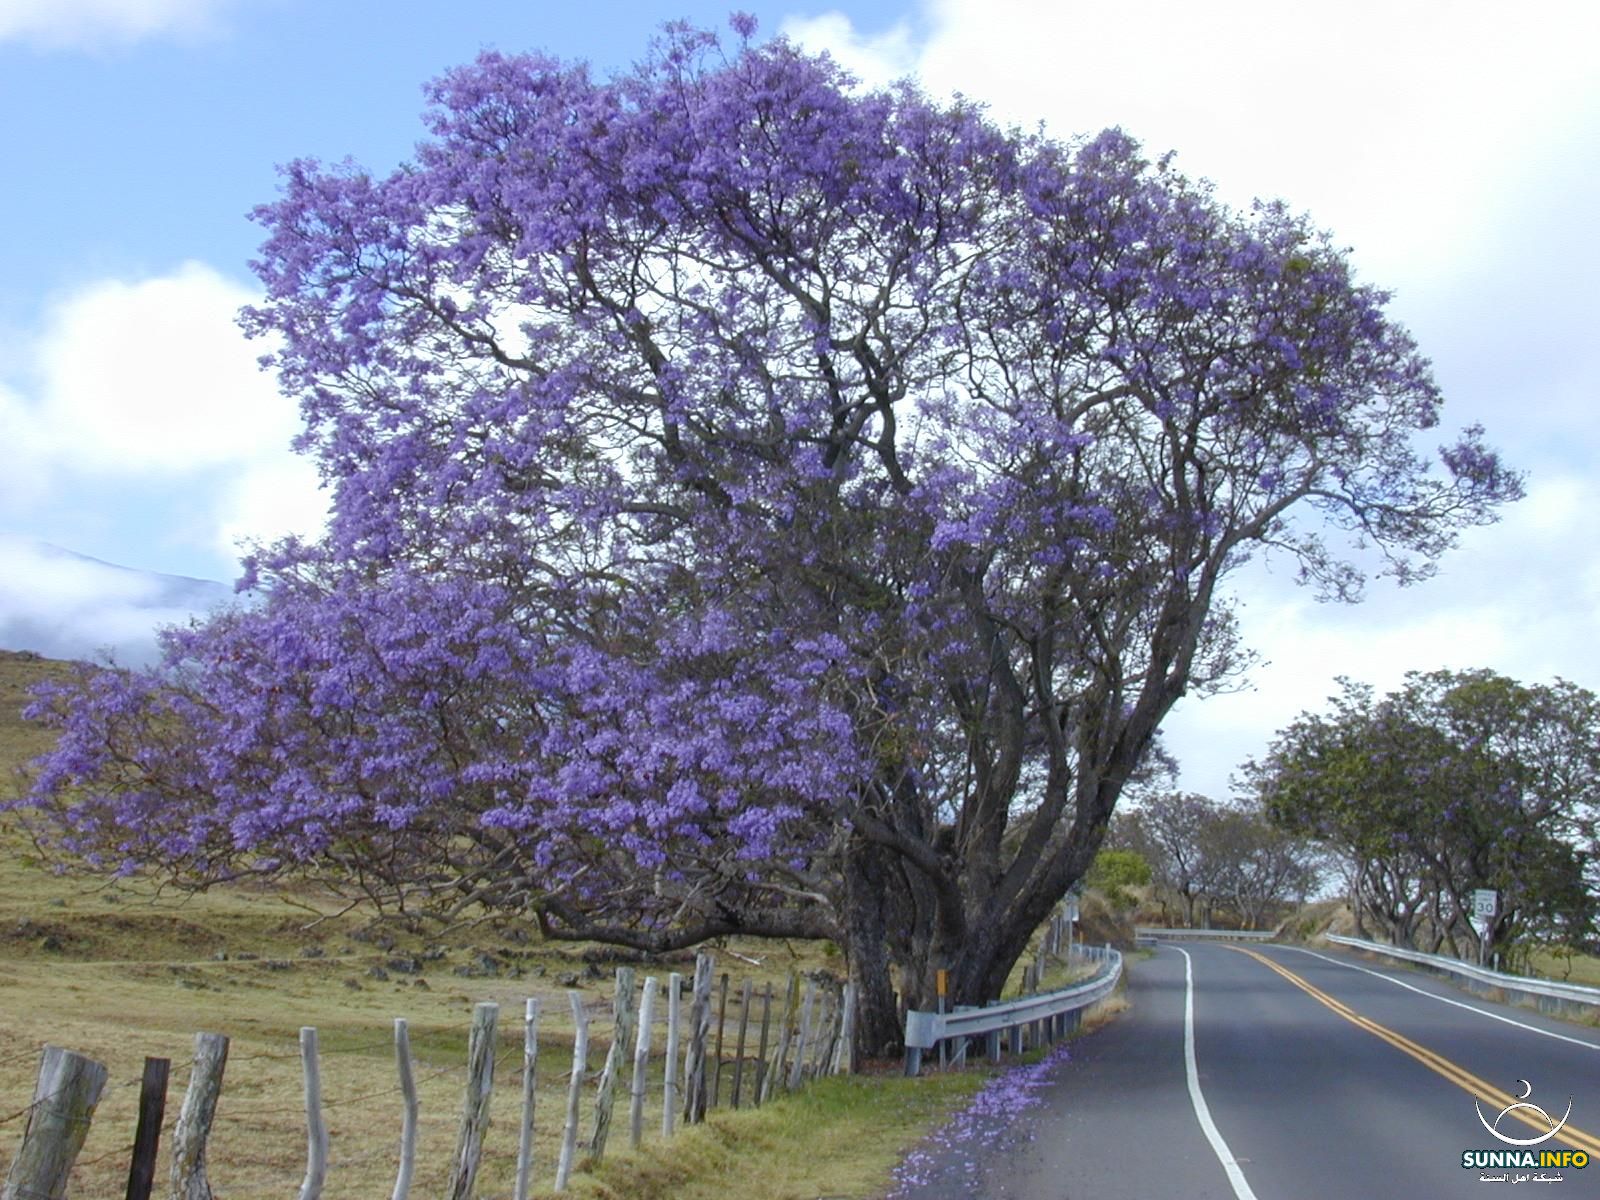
top-left (886, 1043), bottom-right (1072, 1196)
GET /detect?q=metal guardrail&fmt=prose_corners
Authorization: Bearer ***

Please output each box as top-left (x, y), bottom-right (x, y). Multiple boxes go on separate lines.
top-left (1324, 933), bottom-right (1600, 1017)
top-left (1134, 926), bottom-right (1276, 942)
top-left (901, 945), bottom-right (1122, 1074)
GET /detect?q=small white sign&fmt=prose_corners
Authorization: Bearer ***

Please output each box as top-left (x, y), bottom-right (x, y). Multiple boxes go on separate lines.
top-left (1472, 889), bottom-right (1497, 919)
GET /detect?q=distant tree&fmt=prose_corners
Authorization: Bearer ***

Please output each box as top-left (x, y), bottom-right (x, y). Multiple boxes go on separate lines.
top-left (1085, 847), bottom-right (1153, 911)
top-left (1122, 792), bottom-right (1317, 928)
top-left (1130, 792), bottom-right (1230, 927)
top-left (1207, 804), bottom-right (1322, 929)
top-left (12, 19), bottom-right (1518, 1053)
top-left (1251, 670), bottom-right (1599, 962)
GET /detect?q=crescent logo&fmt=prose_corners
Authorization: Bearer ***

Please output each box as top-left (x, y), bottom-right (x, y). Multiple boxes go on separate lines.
top-left (1475, 1080), bottom-right (1574, 1147)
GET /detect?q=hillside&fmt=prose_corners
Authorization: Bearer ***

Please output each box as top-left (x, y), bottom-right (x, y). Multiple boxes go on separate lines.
top-left (0, 648), bottom-right (72, 772)
top-left (0, 533), bottom-right (231, 665)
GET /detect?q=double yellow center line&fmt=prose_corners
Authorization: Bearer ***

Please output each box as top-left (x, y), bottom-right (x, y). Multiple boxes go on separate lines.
top-left (1230, 946), bottom-right (1600, 1157)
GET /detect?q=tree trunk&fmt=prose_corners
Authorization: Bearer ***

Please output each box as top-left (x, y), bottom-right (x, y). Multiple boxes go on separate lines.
top-left (840, 842), bottom-right (904, 1060)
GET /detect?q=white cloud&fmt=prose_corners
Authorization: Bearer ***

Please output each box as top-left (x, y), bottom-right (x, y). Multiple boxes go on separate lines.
top-left (790, 1), bottom-right (1600, 284)
top-left (0, 0), bottom-right (237, 48)
top-left (0, 382), bottom-right (49, 509)
top-left (779, 11), bottom-right (919, 88)
top-left (3, 262), bottom-right (327, 573)
top-left (1162, 473), bottom-right (1600, 797)
top-left (214, 453), bottom-right (327, 562)
top-left (32, 263), bottom-right (295, 471)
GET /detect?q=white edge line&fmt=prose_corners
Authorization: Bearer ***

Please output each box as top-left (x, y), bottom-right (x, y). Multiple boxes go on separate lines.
top-left (1281, 945), bottom-right (1600, 1052)
top-left (1178, 945), bottom-right (1261, 1200)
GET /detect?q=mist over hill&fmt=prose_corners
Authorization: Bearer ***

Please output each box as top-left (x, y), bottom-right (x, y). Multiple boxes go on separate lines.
top-left (0, 533), bottom-right (231, 666)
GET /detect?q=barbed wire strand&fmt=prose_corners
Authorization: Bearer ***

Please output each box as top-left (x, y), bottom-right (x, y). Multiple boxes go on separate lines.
top-left (75, 1138), bottom-right (137, 1168)
top-left (0, 1069), bottom-right (146, 1128)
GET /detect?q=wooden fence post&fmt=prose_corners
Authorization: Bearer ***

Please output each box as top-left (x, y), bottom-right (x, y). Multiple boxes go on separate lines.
top-left (753, 982), bottom-right (774, 1105)
top-left (764, 972), bottom-right (800, 1103)
top-left (682, 952), bottom-right (713, 1124)
top-left (1, 1045), bottom-right (108, 1200)
top-left (124, 1056), bottom-right (169, 1200)
top-left (446, 1002), bottom-right (499, 1200)
top-left (812, 986), bottom-right (839, 1079)
top-left (392, 1019), bottom-right (418, 1200)
top-left (788, 979), bottom-right (817, 1091)
top-left (513, 998), bottom-right (541, 1200)
top-left (662, 972), bottom-right (682, 1138)
top-left (555, 992), bottom-right (589, 1193)
top-left (629, 977), bottom-right (658, 1150)
top-left (730, 978), bottom-right (753, 1108)
top-left (589, 966), bottom-right (636, 1160)
top-left (169, 1031), bottom-right (228, 1200)
top-left (711, 973), bottom-right (730, 1108)
top-left (832, 983), bottom-right (857, 1075)
top-left (297, 1027), bottom-right (328, 1200)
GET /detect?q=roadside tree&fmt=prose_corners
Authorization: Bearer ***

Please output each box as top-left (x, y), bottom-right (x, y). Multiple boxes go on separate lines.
top-left (13, 20), bottom-right (1518, 1052)
top-left (1251, 670), bottom-right (1598, 963)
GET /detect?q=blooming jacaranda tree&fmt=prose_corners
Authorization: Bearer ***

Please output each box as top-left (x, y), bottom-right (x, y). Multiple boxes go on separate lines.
top-left (14, 19), bottom-right (1521, 1053)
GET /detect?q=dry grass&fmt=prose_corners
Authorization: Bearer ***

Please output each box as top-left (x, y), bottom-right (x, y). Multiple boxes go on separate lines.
top-left (0, 649), bottom-right (1118, 1196)
top-left (0, 909), bottom-right (864, 1198)
top-left (0, 651), bottom-right (849, 1196)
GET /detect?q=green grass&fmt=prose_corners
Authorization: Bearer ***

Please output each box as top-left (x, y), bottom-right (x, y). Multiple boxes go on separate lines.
top-left (1523, 948), bottom-right (1600, 988)
top-left (565, 1070), bottom-right (989, 1200)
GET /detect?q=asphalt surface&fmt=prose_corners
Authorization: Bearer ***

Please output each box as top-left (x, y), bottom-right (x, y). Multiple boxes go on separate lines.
top-left (892, 942), bottom-right (1600, 1198)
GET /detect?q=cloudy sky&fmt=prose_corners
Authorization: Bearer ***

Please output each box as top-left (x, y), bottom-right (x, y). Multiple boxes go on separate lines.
top-left (2, 0), bottom-right (1595, 796)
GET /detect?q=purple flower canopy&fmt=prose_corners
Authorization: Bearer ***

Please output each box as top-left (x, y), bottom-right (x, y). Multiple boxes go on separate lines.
top-left (15, 19), bottom-right (1518, 1029)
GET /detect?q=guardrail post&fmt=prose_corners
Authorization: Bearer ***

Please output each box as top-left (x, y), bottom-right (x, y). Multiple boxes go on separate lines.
top-left (903, 1010), bottom-right (940, 1076)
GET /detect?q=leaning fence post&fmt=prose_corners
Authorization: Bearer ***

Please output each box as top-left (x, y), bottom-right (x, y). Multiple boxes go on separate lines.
top-left (392, 1019), bottom-right (419, 1200)
top-left (730, 978), bottom-right (753, 1107)
top-left (124, 1056), bottom-right (169, 1200)
top-left (297, 1027), bottom-right (328, 1200)
top-left (683, 952), bottom-right (714, 1124)
top-left (169, 1031), bottom-right (228, 1200)
top-left (764, 972), bottom-right (800, 1102)
top-left (555, 992), bottom-right (589, 1193)
top-left (589, 966), bottom-right (637, 1161)
top-left (753, 982), bottom-right (774, 1104)
top-left (812, 986), bottom-right (839, 1078)
top-left (711, 972), bottom-right (730, 1108)
top-left (513, 998), bottom-right (541, 1200)
top-left (446, 1002), bottom-right (499, 1200)
top-left (629, 976), bottom-right (658, 1150)
top-left (2, 1045), bottom-right (108, 1200)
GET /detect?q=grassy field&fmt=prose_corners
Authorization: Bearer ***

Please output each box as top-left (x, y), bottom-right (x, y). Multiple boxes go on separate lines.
top-left (0, 650), bottom-right (1103, 1197)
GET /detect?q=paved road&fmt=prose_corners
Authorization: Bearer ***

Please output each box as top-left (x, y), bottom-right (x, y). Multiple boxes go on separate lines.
top-left (895, 942), bottom-right (1599, 1198)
